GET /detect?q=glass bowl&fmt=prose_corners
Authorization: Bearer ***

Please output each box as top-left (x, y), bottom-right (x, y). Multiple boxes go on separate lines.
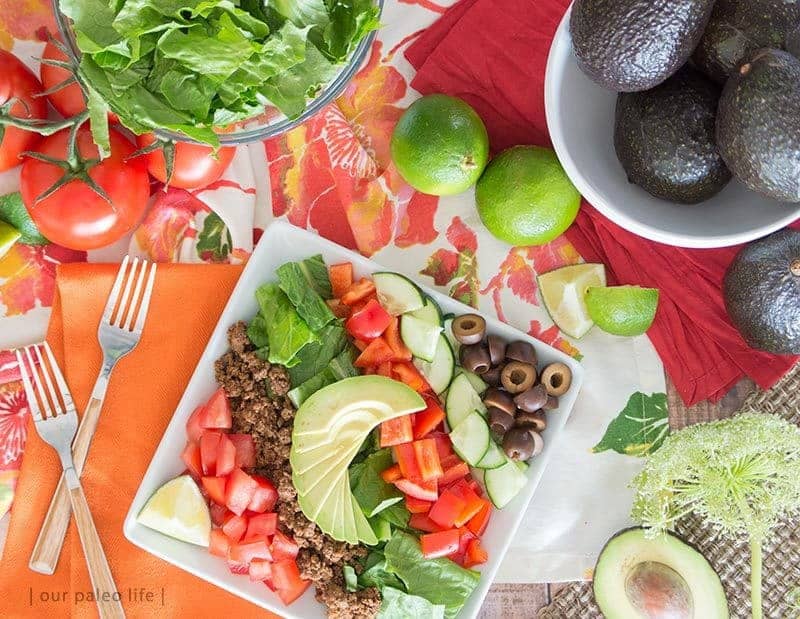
top-left (51, 0), bottom-right (384, 145)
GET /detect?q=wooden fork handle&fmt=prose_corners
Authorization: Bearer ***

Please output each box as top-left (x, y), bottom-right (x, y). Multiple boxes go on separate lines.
top-left (29, 396), bottom-right (104, 574)
top-left (67, 480), bottom-right (125, 619)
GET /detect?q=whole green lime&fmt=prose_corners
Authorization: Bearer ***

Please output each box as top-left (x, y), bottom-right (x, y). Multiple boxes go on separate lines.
top-left (391, 94), bottom-right (489, 196)
top-left (476, 146), bottom-right (580, 246)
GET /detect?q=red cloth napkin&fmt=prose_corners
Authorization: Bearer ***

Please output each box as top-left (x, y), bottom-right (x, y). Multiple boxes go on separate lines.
top-left (406, 0), bottom-right (799, 405)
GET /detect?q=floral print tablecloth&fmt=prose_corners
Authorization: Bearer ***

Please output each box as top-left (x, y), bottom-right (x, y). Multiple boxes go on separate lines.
top-left (0, 0), bottom-right (666, 582)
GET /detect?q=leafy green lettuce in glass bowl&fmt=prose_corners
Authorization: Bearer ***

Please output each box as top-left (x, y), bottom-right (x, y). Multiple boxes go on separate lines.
top-left (53, 0), bottom-right (383, 147)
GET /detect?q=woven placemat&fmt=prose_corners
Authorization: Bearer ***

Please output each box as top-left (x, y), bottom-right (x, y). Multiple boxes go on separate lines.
top-left (538, 364), bottom-right (800, 619)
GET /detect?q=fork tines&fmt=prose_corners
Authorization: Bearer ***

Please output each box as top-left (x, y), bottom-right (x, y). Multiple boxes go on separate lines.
top-left (16, 342), bottom-right (76, 422)
top-left (102, 256), bottom-right (157, 334)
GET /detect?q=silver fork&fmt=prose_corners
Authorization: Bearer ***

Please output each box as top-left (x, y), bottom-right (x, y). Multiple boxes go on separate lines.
top-left (17, 343), bottom-right (125, 619)
top-left (29, 256), bottom-right (157, 575)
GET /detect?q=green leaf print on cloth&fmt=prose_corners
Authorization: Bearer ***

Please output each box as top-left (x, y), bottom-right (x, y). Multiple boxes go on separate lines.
top-left (592, 392), bottom-right (669, 457)
top-left (196, 212), bottom-right (232, 262)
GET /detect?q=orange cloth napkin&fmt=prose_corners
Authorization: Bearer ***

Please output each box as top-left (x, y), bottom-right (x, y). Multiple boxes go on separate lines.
top-left (0, 263), bottom-right (280, 619)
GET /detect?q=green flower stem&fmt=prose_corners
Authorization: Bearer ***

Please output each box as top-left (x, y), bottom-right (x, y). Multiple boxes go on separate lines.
top-left (751, 537), bottom-right (763, 619)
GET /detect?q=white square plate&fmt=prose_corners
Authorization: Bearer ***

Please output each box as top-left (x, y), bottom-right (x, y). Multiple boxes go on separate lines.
top-left (124, 221), bottom-right (584, 618)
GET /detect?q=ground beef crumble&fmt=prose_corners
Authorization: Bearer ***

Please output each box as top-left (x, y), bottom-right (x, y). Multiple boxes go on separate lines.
top-left (215, 322), bottom-right (381, 619)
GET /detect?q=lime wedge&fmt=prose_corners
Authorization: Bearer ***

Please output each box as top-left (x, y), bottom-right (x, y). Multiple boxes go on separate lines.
top-left (586, 286), bottom-right (659, 337)
top-left (137, 475), bottom-right (211, 546)
top-left (538, 263), bottom-right (606, 338)
top-left (0, 220), bottom-right (21, 259)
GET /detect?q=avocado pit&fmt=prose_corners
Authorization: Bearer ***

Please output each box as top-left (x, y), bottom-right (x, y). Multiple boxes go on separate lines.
top-left (624, 561), bottom-right (694, 619)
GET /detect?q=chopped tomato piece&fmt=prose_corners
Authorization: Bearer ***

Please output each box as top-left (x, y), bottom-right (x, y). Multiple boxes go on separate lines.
top-left (346, 298), bottom-right (393, 340)
top-left (452, 486), bottom-right (485, 527)
top-left (394, 478), bottom-right (438, 502)
top-left (200, 430), bottom-right (223, 475)
top-left (413, 438), bottom-right (443, 481)
top-left (381, 464), bottom-right (402, 483)
top-left (273, 560), bottom-right (311, 605)
top-left (221, 514), bottom-right (248, 543)
top-left (245, 512), bottom-right (278, 541)
top-left (466, 501), bottom-right (491, 537)
top-left (227, 559), bottom-right (250, 575)
top-left (229, 539), bottom-right (272, 565)
top-left (185, 405), bottom-right (206, 442)
top-left (201, 476), bottom-right (227, 506)
top-left (420, 529), bottom-right (461, 559)
top-left (209, 503), bottom-right (231, 526)
top-left (350, 293), bottom-right (379, 314)
top-left (181, 441), bottom-right (203, 479)
top-left (405, 496), bottom-right (433, 514)
top-left (248, 475), bottom-right (278, 513)
top-left (200, 387), bottom-right (232, 429)
top-left (430, 432), bottom-right (455, 459)
top-left (428, 489), bottom-right (467, 528)
top-left (215, 434), bottom-right (237, 477)
top-left (384, 318), bottom-right (412, 361)
top-left (392, 362), bottom-right (430, 392)
top-left (329, 263), bottom-right (353, 299)
top-left (225, 468), bottom-right (258, 516)
top-left (228, 434), bottom-right (256, 469)
top-left (413, 396), bottom-right (446, 439)
top-left (209, 528), bottom-right (231, 558)
top-left (464, 538), bottom-right (489, 568)
top-left (354, 337), bottom-right (395, 368)
top-left (249, 558), bottom-right (273, 583)
top-left (393, 443), bottom-right (421, 481)
top-left (380, 415), bottom-right (414, 447)
top-left (376, 361), bottom-right (393, 377)
top-left (440, 459), bottom-right (470, 487)
top-left (271, 530), bottom-right (300, 561)
top-left (341, 278), bottom-right (375, 305)
top-left (326, 298), bottom-right (351, 319)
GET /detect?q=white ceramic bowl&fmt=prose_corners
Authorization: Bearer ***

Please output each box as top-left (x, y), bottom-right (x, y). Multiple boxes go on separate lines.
top-left (545, 6), bottom-right (800, 248)
top-left (123, 221), bottom-right (584, 618)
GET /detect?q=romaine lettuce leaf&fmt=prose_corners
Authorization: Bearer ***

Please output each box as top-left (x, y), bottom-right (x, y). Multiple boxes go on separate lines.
top-left (349, 449), bottom-right (405, 518)
top-left (287, 322), bottom-right (349, 385)
top-left (287, 347), bottom-right (357, 407)
top-left (378, 586), bottom-right (446, 619)
top-left (277, 257), bottom-right (335, 330)
top-left (254, 283), bottom-right (317, 367)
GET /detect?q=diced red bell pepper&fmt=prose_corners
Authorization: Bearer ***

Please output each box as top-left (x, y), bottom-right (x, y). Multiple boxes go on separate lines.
top-left (185, 405), bottom-right (206, 442)
top-left (272, 560), bottom-right (311, 605)
top-left (428, 489), bottom-right (467, 529)
top-left (271, 530), bottom-right (300, 561)
top-left (466, 501), bottom-right (491, 537)
top-left (413, 438), bottom-right (443, 481)
top-left (249, 558), bottom-right (273, 583)
top-left (354, 337), bottom-right (395, 368)
top-left (466, 478), bottom-right (483, 497)
top-left (413, 396), bottom-right (446, 439)
top-left (200, 387), bottom-right (232, 429)
top-left (380, 415), bottom-right (414, 447)
top-left (225, 468), bottom-right (258, 516)
top-left (215, 434), bottom-right (237, 477)
top-left (222, 514), bottom-right (248, 543)
top-left (245, 512), bottom-right (278, 541)
top-left (452, 485), bottom-right (485, 527)
top-left (393, 442), bottom-right (422, 481)
top-left (376, 361), bottom-right (393, 377)
top-left (421, 529), bottom-right (461, 559)
top-left (209, 528), bottom-right (231, 558)
top-left (326, 298), bottom-right (351, 319)
top-left (392, 362), bottom-right (430, 392)
top-left (341, 278), bottom-right (376, 305)
top-left (201, 476), bottom-right (227, 506)
top-left (384, 318), bottom-right (412, 361)
top-left (346, 298), bottom-right (393, 340)
top-left (181, 441), bottom-right (203, 479)
top-left (228, 539), bottom-right (272, 564)
top-left (440, 459), bottom-right (470, 487)
top-left (464, 538), bottom-right (489, 568)
top-left (394, 478), bottom-right (438, 502)
top-left (430, 432), bottom-right (455, 459)
top-left (353, 338), bottom-right (369, 352)
top-left (381, 464), bottom-right (402, 483)
top-left (350, 294), bottom-right (378, 315)
top-left (228, 434), bottom-right (256, 469)
top-left (405, 496), bottom-right (433, 514)
top-left (210, 502), bottom-right (231, 526)
top-left (329, 263), bottom-right (354, 299)
top-left (409, 512), bottom-right (447, 533)
top-left (200, 430), bottom-right (223, 475)
top-left (247, 475), bottom-right (278, 513)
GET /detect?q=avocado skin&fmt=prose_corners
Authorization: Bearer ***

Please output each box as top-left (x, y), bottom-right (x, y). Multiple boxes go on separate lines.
top-left (788, 24), bottom-right (800, 58)
top-left (717, 49), bottom-right (800, 202)
top-left (693, 0), bottom-right (800, 84)
top-left (614, 66), bottom-right (731, 204)
top-left (570, 0), bottom-right (715, 92)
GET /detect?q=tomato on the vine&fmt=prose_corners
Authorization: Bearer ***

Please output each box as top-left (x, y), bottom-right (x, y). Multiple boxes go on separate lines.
top-left (136, 133), bottom-right (236, 190)
top-left (0, 50), bottom-right (47, 172)
top-left (20, 126), bottom-right (150, 250)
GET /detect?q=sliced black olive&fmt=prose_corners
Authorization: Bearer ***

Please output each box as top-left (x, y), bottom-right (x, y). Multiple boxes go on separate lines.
top-left (483, 387), bottom-right (516, 414)
top-left (514, 384), bottom-right (548, 412)
top-left (500, 361), bottom-right (536, 394)
top-left (529, 430), bottom-right (544, 457)
top-left (488, 407), bottom-right (515, 435)
top-left (452, 314), bottom-right (486, 345)
top-left (487, 334), bottom-right (506, 366)
top-left (460, 344), bottom-right (491, 374)
top-left (482, 365), bottom-right (502, 386)
top-left (515, 409), bottom-right (546, 432)
top-left (506, 340), bottom-right (537, 366)
top-left (503, 427), bottom-right (535, 461)
top-left (540, 362), bottom-right (572, 396)
top-left (543, 395), bottom-right (559, 410)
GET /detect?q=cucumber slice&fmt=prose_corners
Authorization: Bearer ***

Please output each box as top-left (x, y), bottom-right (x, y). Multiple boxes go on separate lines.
top-left (413, 335), bottom-right (455, 394)
top-left (408, 296), bottom-right (443, 326)
top-left (485, 459), bottom-right (529, 508)
top-left (446, 373), bottom-right (487, 429)
top-left (400, 314), bottom-right (443, 362)
top-left (449, 412), bottom-right (491, 466)
top-left (460, 370), bottom-right (488, 395)
top-left (476, 440), bottom-right (506, 469)
top-left (373, 272), bottom-right (425, 315)
top-left (443, 318), bottom-right (459, 351)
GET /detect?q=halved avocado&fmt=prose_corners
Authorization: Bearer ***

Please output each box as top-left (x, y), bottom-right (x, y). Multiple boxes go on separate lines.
top-left (594, 528), bottom-right (729, 619)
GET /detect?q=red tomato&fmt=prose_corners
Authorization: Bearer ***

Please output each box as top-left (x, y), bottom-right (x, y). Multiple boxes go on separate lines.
top-left (420, 529), bottom-right (461, 559)
top-left (135, 133), bottom-right (236, 190)
top-left (0, 51), bottom-right (47, 172)
top-left (185, 406), bottom-right (206, 443)
top-left (270, 531), bottom-right (300, 561)
top-left (221, 514), bottom-right (248, 544)
top-left (346, 298), bottom-right (392, 340)
top-left (201, 476), bottom-right (227, 506)
top-left (272, 560), bottom-right (310, 605)
top-left (379, 415), bottom-right (413, 448)
top-left (209, 503), bottom-right (231, 527)
top-left (249, 558), bottom-right (273, 583)
top-left (200, 388), bottom-right (232, 429)
top-left (20, 126), bottom-right (149, 250)
top-left (228, 539), bottom-right (272, 565)
top-left (225, 468), bottom-right (258, 516)
top-left (247, 475), bottom-right (278, 513)
top-left (228, 434), bottom-right (256, 469)
top-left (214, 434), bottom-right (237, 477)
top-left (245, 513), bottom-right (278, 541)
top-left (209, 529), bottom-right (231, 558)
top-left (180, 441), bottom-right (202, 479)
top-left (200, 431), bottom-right (223, 475)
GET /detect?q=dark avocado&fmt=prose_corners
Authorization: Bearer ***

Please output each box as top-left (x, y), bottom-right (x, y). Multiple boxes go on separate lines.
top-left (570, 0), bottom-right (715, 92)
top-left (723, 229), bottom-right (800, 354)
top-left (614, 66), bottom-right (731, 204)
top-left (717, 49), bottom-right (800, 202)
top-left (693, 0), bottom-right (800, 84)
top-left (788, 24), bottom-right (800, 57)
